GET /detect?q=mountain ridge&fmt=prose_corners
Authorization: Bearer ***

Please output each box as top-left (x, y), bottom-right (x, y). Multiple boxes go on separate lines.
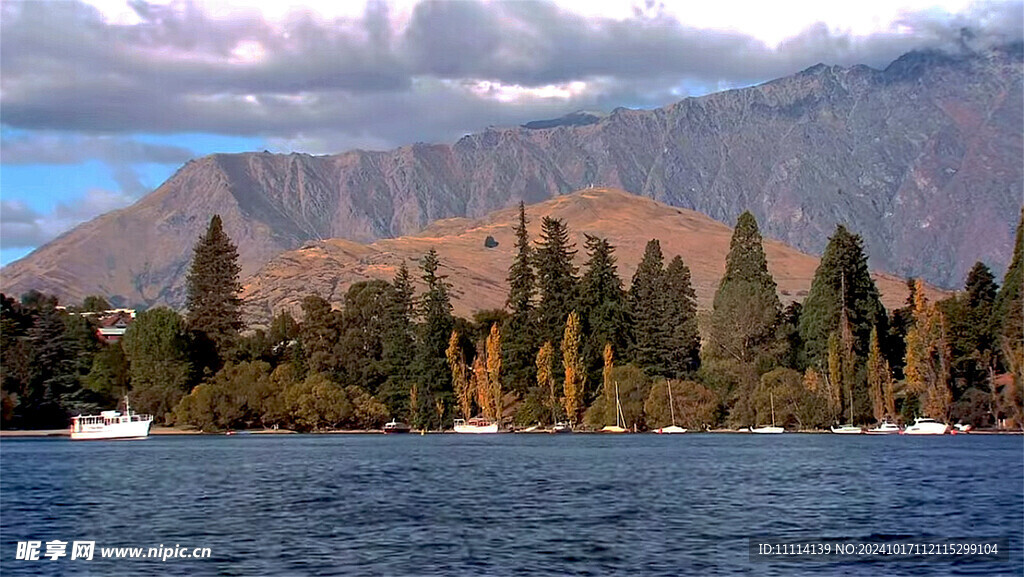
top-left (2, 45), bottom-right (1020, 307)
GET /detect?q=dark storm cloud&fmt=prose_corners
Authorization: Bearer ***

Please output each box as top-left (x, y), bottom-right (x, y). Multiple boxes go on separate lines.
top-left (1, 0), bottom-right (1021, 148)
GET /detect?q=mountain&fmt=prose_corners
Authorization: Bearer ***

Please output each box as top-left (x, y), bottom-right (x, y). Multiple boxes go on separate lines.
top-left (2, 45), bottom-right (1020, 307)
top-left (241, 188), bottom-right (946, 323)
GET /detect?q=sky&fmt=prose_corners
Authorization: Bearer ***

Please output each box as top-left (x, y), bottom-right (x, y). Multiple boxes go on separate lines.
top-left (1, 0), bottom-right (1022, 266)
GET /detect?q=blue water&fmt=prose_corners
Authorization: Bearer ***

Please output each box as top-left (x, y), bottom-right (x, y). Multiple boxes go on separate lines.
top-left (1, 434), bottom-right (1021, 576)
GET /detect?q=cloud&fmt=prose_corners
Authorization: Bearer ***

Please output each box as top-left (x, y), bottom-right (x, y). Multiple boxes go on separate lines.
top-left (1, 0), bottom-right (1020, 150)
top-left (0, 190), bottom-right (136, 248)
top-left (0, 133), bottom-right (194, 165)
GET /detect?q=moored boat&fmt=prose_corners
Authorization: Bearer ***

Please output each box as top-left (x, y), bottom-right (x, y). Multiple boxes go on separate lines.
top-left (70, 397), bottom-right (152, 440)
top-left (656, 425), bottom-right (688, 434)
top-left (830, 424), bottom-right (863, 434)
top-left (551, 422), bottom-right (572, 434)
top-left (865, 420), bottom-right (901, 435)
top-left (383, 420), bottom-right (412, 434)
top-left (749, 425), bottom-right (785, 434)
top-left (453, 417), bottom-right (499, 434)
top-left (904, 417), bottom-right (950, 435)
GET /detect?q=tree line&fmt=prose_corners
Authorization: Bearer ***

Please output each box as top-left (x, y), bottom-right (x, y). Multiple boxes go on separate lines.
top-left (2, 207), bottom-right (1021, 431)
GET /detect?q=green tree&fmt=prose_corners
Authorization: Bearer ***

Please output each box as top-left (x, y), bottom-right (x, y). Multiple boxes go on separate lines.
top-left (299, 295), bottom-right (340, 375)
top-left (503, 202), bottom-right (538, 395)
top-left (185, 215), bottom-right (243, 362)
top-left (994, 209), bottom-right (1024, 427)
top-left (644, 379), bottom-right (718, 430)
top-left (703, 212), bottom-right (783, 409)
top-left (379, 263), bottom-right (417, 418)
top-left (533, 217), bottom-right (578, 348)
top-left (413, 249), bottom-right (455, 429)
top-left (579, 235), bottom-right (629, 395)
top-left (798, 225), bottom-right (888, 371)
top-left (336, 280), bottom-right (391, 393)
top-left (122, 307), bottom-right (194, 423)
top-left (867, 325), bottom-right (895, 422)
top-left (665, 255), bottom-right (701, 376)
top-left (85, 343), bottom-right (129, 406)
top-left (904, 281), bottom-right (953, 420)
top-left (583, 364), bottom-right (650, 430)
top-left (81, 295), bottom-right (111, 312)
top-left (629, 239), bottom-right (671, 376)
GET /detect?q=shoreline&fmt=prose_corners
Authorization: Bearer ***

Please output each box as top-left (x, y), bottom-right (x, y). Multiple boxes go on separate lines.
top-left (2, 427), bottom-right (1021, 438)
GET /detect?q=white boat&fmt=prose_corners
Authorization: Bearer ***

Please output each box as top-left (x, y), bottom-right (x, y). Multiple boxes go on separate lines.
top-left (70, 397), bottom-right (152, 440)
top-left (830, 424), bottom-right (863, 434)
top-left (551, 422), bottom-right (572, 434)
top-left (600, 381), bottom-right (629, 433)
top-left (750, 392), bottom-right (784, 434)
top-left (953, 423), bottom-right (973, 433)
top-left (904, 417), bottom-right (950, 435)
top-left (655, 380), bottom-right (687, 434)
top-left (453, 417), bottom-right (498, 434)
top-left (865, 420), bottom-right (901, 435)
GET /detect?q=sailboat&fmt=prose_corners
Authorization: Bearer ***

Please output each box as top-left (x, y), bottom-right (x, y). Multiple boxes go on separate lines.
top-left (750, 392), bottom-right (784, 434)
top-left (655, 380), bottom-right (687, 434)
top-left (600, 381), bottom-right (628, 433)
top-left (830, 273), bottom-right (863, 434)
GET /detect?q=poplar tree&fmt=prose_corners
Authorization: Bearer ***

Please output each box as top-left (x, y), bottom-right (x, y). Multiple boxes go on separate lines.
top-left (185, 215), bottom-right (242, 360)
top-left (446, 331), bottom-right (472, 420)
top-left (867, 326), bottom-right (895, 422)
top-left (503, 202), bottom-right (538, 394)
top-left (536, 341), bottom-right (558, 423)
top-left (486, 324), bottom-right (502, 422)
top-left (534, 217), bottom-right (578, 348)
top-left (905, 280), bottom-right (953, 419)
top-left (561, 311), bottom-right (585, 425)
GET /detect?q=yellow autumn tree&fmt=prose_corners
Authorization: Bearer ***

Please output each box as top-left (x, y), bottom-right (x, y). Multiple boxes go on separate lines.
top-left (486, 324), bottom-right (502, 422)
top-left (472, 346), bottom-right (492, 419)
top-left (536, 341), bottom-right (557, 423)
top-left (445, 330), bottom-right (472, 420)
top-left (562, 311), bottom-right (585, 425)
top-left (867, 326), bottom-right (894, 421)
top-left (904, 279), bottom-right (952, 419)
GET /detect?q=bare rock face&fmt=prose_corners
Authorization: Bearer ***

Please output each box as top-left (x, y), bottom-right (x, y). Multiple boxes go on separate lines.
top-left (1, 45), bottom-right (1020, 308)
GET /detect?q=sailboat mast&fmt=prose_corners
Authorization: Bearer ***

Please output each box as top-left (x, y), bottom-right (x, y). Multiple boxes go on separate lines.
top-left (668, 380), bottom-right (677, 426)
top-left (614, 381), bottom-right (625, 428)
top-left (770, 392), bottom-right (776, 427)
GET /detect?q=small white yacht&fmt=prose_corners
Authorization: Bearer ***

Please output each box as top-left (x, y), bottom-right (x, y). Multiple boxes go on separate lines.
top-left (655, 425), bottom-right (688, 434)
top-left (904, 417), bottom-right (950, 435)
top-left (453, 417), bottom-right (499, 434)
top-left (865, 420), bottom-right (901, 435)
top-left (750, 392), bottom-right (784, 433)
top-left (830, 424), bottom-right (863, 434)
top-left (70, 397), bottom-right (152, 440)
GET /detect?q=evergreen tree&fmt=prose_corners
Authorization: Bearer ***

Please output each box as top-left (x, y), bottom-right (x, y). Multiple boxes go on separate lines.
top-left (665, 255), bottom-right (701, 376)
top-left (629, 239), bottom-right (671, 376)
top-left (377, 264), bottom-right (417, 418)
top-left (579, 235), bottom-right (629, 395)
top-left (503, 202), bottom-right (538, 395)
top-left (867, 326), bottom-right (895, 421)
top-left (994, 210), bottom-right (1024, 426)
top-left (413, 249), bottom-right (455, 429)
top-left (533, 217), bottom-right (578, 348)
top-left (185, 215), bottom-right (243, 361)
top-left (561, 311), bottom-right (585, 425)
top-left (299, 295), bottom-right (340, 375)
top-left (799, 225), bottom-right (888, 370)
top-left (122, 307), bottom-right (194, 423)
top-left (703, 212), bottom-right (783, 404)
top-left (336, 281), bottom-right (390, 393)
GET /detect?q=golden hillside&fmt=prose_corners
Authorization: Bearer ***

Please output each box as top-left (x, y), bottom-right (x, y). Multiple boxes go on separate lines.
top-left (241, 188), bottom-right (945, 322)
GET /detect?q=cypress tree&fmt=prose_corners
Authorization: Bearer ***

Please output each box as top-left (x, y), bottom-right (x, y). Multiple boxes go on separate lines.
top-left (413, 249), bottom-right (455, 429)
top-left (665, 255), bottom-right (701, 376)
top-left (703, 212), bottom-right (783, 400)
top-left (503, 202), bottom-right (538, 395)
top-left (185, 215), bottom-right (242, 361)
top-left (533, 217), bottom-right (578, 348)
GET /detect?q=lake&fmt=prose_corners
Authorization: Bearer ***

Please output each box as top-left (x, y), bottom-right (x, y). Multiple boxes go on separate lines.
top-left (1, 434), bottom-right (1021, 576)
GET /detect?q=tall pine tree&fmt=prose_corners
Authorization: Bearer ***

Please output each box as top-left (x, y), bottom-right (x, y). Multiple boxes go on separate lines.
top-left (186, 215), bottom-right (242, 362)
top-left (579, 235), bottom-right (629, 397)
top-left (533, 217), bottom-right (578, 348)
top-left (629, 239), bottom-right (671, 376)
top-left (379, 263), bottom-right (417, 418)
top-left (503, 202), bottom-right (538, 395)
top-left (413, 249), bottom-right (455, 429)
top-left (665, 255), bottom-right (701, 377)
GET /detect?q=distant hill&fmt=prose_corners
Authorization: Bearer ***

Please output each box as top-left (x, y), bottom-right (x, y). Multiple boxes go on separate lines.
top-left (2, 45), bottom-right (1019, 308)
top-left (241, 188), bottom-right (946, 323)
